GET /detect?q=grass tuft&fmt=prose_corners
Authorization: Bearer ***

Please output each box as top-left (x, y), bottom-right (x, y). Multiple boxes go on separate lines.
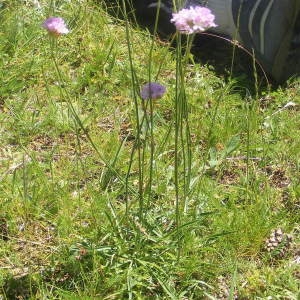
top-left (0, 0), bottom-right (299, 298)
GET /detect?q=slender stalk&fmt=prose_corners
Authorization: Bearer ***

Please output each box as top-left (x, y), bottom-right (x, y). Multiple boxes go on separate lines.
top-left (144, 0), bottom-right (163, 214)
top-left (121, 0), bottom-right (144, 220)
top-left (245, 101), bottom-right (251, 202)
top-left (182, 34), bottom-right (194, 212)
top-left (174, 33), bottom-right (182, 260)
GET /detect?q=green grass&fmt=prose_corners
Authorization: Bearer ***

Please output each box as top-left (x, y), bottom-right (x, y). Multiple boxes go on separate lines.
top-left (0, 0), bottom-right (299, 299)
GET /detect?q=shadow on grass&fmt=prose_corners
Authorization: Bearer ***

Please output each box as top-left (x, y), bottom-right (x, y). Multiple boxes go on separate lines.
top-left (2, 274), bottom-right (37, 300)
top-left (190, 34), bottom-right (270, 92)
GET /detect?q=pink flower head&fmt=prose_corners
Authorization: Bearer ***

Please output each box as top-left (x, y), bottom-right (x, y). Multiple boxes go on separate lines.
top-left (140, 82), bottom-right (166, 100)
top-left (171, 6), bottom-right (217, 34)
top-left (42, 17), bottom-right (69, 36)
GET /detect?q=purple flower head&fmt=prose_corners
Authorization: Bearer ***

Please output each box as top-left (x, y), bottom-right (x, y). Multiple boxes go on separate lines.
top-left (171, 6), bottom-right (217, 34)
top-left (140, 82), bottom-right (166, 100)
top-left (42, 17), bottom-right (69, 36)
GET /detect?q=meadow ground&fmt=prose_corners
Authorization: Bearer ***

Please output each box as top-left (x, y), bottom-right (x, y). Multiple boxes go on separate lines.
top-left (0, 1), bottom-right (299, 299)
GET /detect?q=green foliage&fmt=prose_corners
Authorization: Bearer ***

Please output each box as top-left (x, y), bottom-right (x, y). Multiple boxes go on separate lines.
top-left (0, 0), bottom-right (299, 299)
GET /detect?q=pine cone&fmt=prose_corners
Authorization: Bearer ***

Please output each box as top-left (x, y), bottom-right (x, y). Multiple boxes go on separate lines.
top-left (216, 276), bottom-right (238, 300)
top-left (264, 228), bottom-right (293, 258)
